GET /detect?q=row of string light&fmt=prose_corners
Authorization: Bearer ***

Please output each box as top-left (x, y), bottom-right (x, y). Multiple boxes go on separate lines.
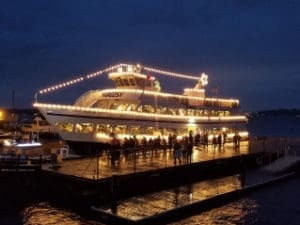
top-left (37, 63), bottom-right (205, 96)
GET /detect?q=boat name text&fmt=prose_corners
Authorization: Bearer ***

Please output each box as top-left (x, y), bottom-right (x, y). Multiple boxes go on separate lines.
top-left (103, 92), bottom-right (123, 98)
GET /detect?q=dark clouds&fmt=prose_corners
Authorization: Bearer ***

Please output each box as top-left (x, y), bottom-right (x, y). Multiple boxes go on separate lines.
top-left (0, 0), bottom-right (299, 110)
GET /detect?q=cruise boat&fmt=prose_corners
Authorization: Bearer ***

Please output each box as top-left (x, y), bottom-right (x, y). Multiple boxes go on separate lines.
top-left (34, 63), bottom-right (248, 154)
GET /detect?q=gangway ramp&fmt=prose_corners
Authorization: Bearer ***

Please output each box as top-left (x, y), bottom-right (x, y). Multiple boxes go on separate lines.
top-left (261, 155), bottom-right (300, 174)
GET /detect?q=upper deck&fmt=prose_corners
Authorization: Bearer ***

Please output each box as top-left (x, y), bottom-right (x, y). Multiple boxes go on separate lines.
top-left (75, 65), bottom-right (240, 112)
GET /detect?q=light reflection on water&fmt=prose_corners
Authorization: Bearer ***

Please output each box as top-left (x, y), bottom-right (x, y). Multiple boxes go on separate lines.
top-left (101, 175), bottom-right (242, 219)
top-left (20, 199), bottom-right (257, 225)
top-left (169, 198), bottom-right (258, 225)
top-left (22, 202), bottom-right (103, 225)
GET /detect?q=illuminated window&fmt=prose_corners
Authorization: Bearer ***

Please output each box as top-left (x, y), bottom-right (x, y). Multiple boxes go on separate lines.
top-left (75, 123), bottom-right (93, 133)
top-left (137, 105), bottom-right (143, 112)
top-left (144, 105), bottom-right (154, 113)
top-left (55, 122), bottom-right (73, 132)
top-left (114, 125), bottom-right (127, 134)
top-left (96, 124), bottom-right (112, 134)
top-left (145, 127), bottom-right (156, 135)
top-left (178, 108), bottom-right (185, 116)
top-left (130, 126), bottom-right (141, 135)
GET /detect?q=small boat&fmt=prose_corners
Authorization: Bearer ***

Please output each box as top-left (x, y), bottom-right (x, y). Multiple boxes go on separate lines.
top-left (0, 131), bottom-right (14, 139)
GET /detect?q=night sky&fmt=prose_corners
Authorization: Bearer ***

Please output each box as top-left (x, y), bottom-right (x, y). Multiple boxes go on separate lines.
top-left (1, 0), bottom-right (299, 111)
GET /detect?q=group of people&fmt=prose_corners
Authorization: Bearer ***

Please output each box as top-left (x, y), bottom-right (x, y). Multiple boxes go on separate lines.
top-left (108, 129), bottom-right (242, 166)
top-left (169, 131), bottom-right (194, 165)
top-left (172, 136), bottom-right (194, 165)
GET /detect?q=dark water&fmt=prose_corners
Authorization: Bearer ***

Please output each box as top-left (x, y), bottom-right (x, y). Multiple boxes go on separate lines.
top-left (248, 115), bottom-right (300, 138)
top-left (1, 115), bottom-right (299, 225)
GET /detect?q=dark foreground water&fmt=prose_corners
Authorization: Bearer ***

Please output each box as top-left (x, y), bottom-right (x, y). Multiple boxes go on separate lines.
top-left (2, 177), bottom-right (300, 225)
top-left (1, 115), bottom-right (299, 225)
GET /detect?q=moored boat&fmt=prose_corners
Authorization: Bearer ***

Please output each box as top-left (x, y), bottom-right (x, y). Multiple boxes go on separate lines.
top-left (34, 63), bottom-right (248, 154)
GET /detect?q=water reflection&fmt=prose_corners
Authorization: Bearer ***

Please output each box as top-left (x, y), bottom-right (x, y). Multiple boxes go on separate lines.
top-left (169, 198), bottom-right (258, 225)
top-left (22, 202), bottom-right (103, 225)
top-left (100, 175), bottom-right (242, 219)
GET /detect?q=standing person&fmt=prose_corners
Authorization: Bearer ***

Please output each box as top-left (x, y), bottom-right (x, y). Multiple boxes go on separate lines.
top-left (168, 133), bottom-right (173, 150)
top-left (173, 138), bottom-right (182, 165)
top-left (194, 132), bottom-right (200, 146)
top-left (188, 130), bottom-right (193, 145)
top-left (222, 132), bottom-right (227, 147)
top-left (187, 141), bottom-right (193, 164)
top-left (110, 133), bottom-right (120, 166)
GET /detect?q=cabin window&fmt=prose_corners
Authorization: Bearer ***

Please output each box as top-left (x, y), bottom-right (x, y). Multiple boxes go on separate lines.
top-left (187, 109), bottom-right (194, 116)
top-left (96, 124), bottom-right (112, 134)
top-left (116, 78), bottom-right (122, 86)
top-left (129, 78), bottom-right (136, 86)
top-left (55, 122), bottom-right (73, 133)
top-left (114, 125), bottom-right (127, 134)
top-left (145, 127), bottom-right (156, 135)
top-left (168, 108), bottom-right (177, 115)
top-left (136, 79), bottom-right (144, 87)
top-left (178, 108), bottom-right (185, 116)
top-left (130, 126), bottom-right (141, 135)
top-left (75, 123), bottom-right (93, 133)
top-left (137, 105), bottom-right (143, 112)
top-left (123, 79), bottom-right (130, 86)
top-left (144, 105), bottom-right (155, 113)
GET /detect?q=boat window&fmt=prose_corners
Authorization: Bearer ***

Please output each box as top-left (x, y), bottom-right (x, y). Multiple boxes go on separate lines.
top-left (136, 79), bottom-right (144, 87)
top-left (75, 123), bottom-right (93, 133)
top-left (114, 125), bottom-right (127, 134)
top-left (158, 107), bottom-right (168, 114)
top-left (178, 108), bottom-right (185, 116)
top-left (145, 127), bottom-right (156, 135)
top-left (225, 111), bottom-right (230, 116)
top-left (144, 105), bottom-right (155, 113)
top-left (137, 105), bottom-right (143, 112)
top-left (129, 78), bottom-right (136, 86)
top-left (116, 78), bottom-right (123, 86)
top-left (168, 108), bottom-right (177, 115)
top-left (55, 122), bottom-right (73, 133)
top-left (123, 79), bottom-right (130, 86)
top-left (96, 124), bottom-right (112, 134)
top-left (187, 109), bottom-right (194, 116)
top-left (130, 126), bottom-right (141, 135)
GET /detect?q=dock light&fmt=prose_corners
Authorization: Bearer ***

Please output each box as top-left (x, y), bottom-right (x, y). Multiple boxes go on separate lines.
top-left (0, 110), bottom-right (3, 120)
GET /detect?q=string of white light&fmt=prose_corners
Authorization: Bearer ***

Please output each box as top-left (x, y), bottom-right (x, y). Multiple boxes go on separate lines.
top-left (143, 66), bottom-right (199, 81)
top-left (38, 64), bottom-right (124, 95)
top-left (37, 63), bottom-right (201, 95)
